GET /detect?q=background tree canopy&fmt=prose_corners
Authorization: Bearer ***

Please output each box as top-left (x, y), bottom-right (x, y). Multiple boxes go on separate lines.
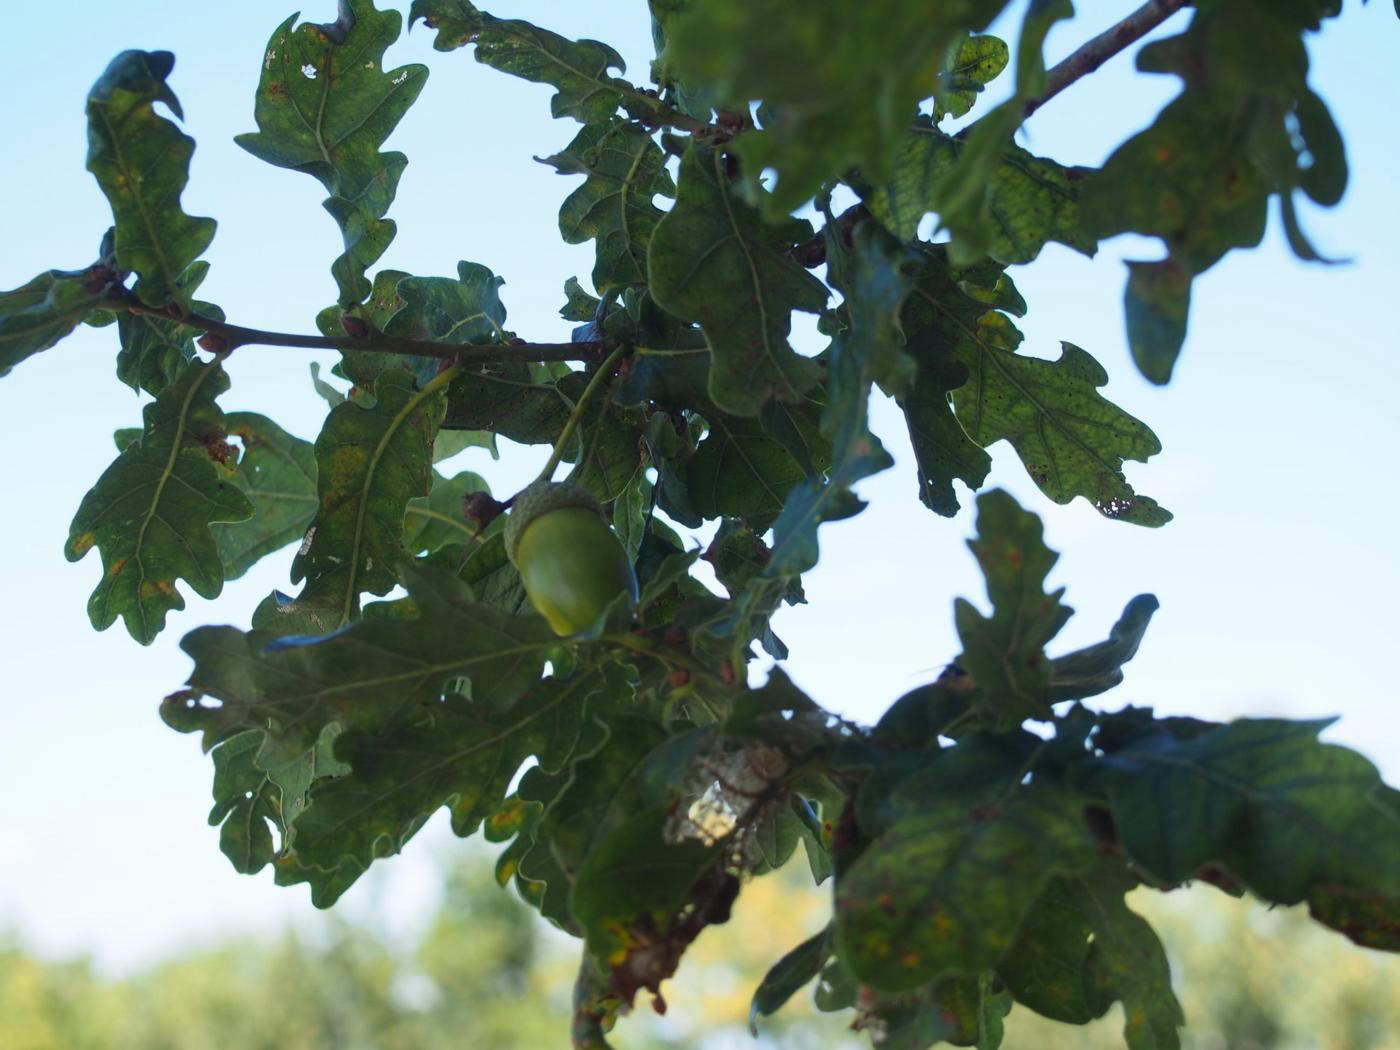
top-left (6, 851), bottom-right (1400, 1050)
top-left (1, 2), bottom-right (1398, 1048)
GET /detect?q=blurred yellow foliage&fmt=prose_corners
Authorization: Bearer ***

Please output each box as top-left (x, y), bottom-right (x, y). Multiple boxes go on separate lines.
top-left (4, 843), bottom-right (1400, 1050)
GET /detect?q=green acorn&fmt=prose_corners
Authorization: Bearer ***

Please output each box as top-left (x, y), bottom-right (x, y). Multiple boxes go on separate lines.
top-left (504, 480), bottom-right (639, 635)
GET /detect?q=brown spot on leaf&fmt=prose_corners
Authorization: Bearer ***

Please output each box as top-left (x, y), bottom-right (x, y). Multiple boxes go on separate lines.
top-left (139, 578), bottom-right (177, 599)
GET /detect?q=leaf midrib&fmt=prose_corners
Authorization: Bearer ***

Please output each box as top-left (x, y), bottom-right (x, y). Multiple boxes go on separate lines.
top-left (130, 361), bottom-right (219, 637)
top-left (335, 372), bottom-right (453, 625)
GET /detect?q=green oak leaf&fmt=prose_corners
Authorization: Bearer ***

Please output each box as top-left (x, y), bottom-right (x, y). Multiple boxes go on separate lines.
top-left (316, 269), bottom-right (423, 389)
top-left (291, 368), bottom-right (449, 629)
top-left (813, 954), bottom-right (859, 1014)
top-left (411, 2), bottom-right (669, 125)
top-left (112, 428), bottom-right (143, 451)
top-left (636, 546), bottom-right (703, 621)
top-left (214, 412), bottom-right (318, 581)
top-left (403, 469), bottom-right (489, 554)
top-left (860, 974), bottom-right (1010, 1050)
top-left (1080, 718), bottom-right (1400, 940)
top-left (823, 220), bottom-right (921, 432)
top-left (561, 276), bottom-right (602, 322)
top-left (85, 50), bottom-right (216, 309)
top-left (320, 261), bottom-right (506, 390)
top-left (701, 572), bottom-right (797, 664)
top-left (207, 731), bottom-right (279, 875)
top-left (899, 354), bottom-right (992, 517)
top-left (1089, 706), bottom-right (1220, 755)
top-left (952, 489), bottom-right (1072, 725)
top-left (905, 247), bottom-right (1169, 525)
top-left (870, 678), bottom-right (976, 751)
top-left (611, 473), bottom-right (651, 565)
top-left (935, 35), bottom-right (1010, 121)
top-left (274, 663), bottom-right (630, 907)
top-left (236, 1), bottom-right (428, 305)
top-left (647, 0), bottom-right (719, 122)
top-left (661, 0), bottom-right (1013, 213)
top-left (433, 428), bottom-right (497, 462)
top-left (962, 339), bottom-right (1168, 525)
top-left (608, 299), bottom-right (711, 409)
top-left (163, 564), bottom-right (556, 761)
top-left (468, 17), bottom-right (628, 123)
top-left (0, 266), bottom-right (108, 378)
top-left (1084, 0), bottom-right (1347, 383)
top-left (749, 926), bottom-right (833, 1034)
top-left (649, 144), bottom-right (828, 416)
top-left (684, 408), bottom-right (827, 527)
top-left (1049, 593), bottom-right (1159, 702)
top-left (65, 361), bottom-right (252, 644)
top-left (388, 261), bottom-right (507, 346)
top-left (836, 779), bottom-right (1097, 993)
top-left (867, 119), bottom-right (1096, 264)
top-left (514, 714), bottom-right (670, 931)
top-left (1067, 868), bottom-right (1184, 1050)
top-left (207, 724), bottom-right (347, 875)
top-left (1123, 258), bottom-right (1193, 385)
top-left (855, 727), bottom-right (1044, 843)
top-left (309, 361), bottom-right (346, 407)
top-left (920, 0), bottom-right (1074, 262)
top-left (407, 0), bottom-right (482, 49)
top-left (455, 528), bottom-right (529, 616)
top-left (444, 362), bottom-right (573, 445)
top-left (758, 219), bottom-right (918, 578)
top-left (115, 262), bottom-right (223, 396)
top-left (704, 521), bottom-right (792, 606)
top-left (539, 120), bottom-right (675, 292)
top-left (761, 396), bottom-right (832, 478)
top-left (765, 430), bottom-right (891, 578)
top-left (560, 370), bottom-right (646, 503)
top-left (212, 415), bottom-right (486, 584)
top-left (1310, 883), bottom-right (1400, 953)
top-left (996, 876), bottom-right (1116, 1025)
top-left (639, 412), bottom-right (705, 530)
top-left (571, 804), bottom-right (726, 960)
top-left (747, 800), bottom-right (806, 875)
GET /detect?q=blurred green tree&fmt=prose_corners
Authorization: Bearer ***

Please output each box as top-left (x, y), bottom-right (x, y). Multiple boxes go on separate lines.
top-left (5, 847), bottom-right (1400, 1049)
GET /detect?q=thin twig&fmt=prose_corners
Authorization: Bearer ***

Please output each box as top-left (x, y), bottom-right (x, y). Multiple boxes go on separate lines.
top-left (1024, 0), bottom-right (1192, 118)
top-left (534, 342), bottom-right (630, 484)
top-left (118, 299), bottom-right (611, 366)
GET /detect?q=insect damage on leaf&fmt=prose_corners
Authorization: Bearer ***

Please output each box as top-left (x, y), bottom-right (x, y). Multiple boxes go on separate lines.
top-left (9, 3), bottom-right (1397, 1049)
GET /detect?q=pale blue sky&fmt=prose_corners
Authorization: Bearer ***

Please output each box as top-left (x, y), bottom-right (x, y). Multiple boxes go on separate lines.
top-left (1, 1), bottom-right (1397, 973)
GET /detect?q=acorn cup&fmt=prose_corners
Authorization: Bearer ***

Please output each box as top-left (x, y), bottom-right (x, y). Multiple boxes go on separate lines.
top-left (504, 480), bottom-right (639, 636)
